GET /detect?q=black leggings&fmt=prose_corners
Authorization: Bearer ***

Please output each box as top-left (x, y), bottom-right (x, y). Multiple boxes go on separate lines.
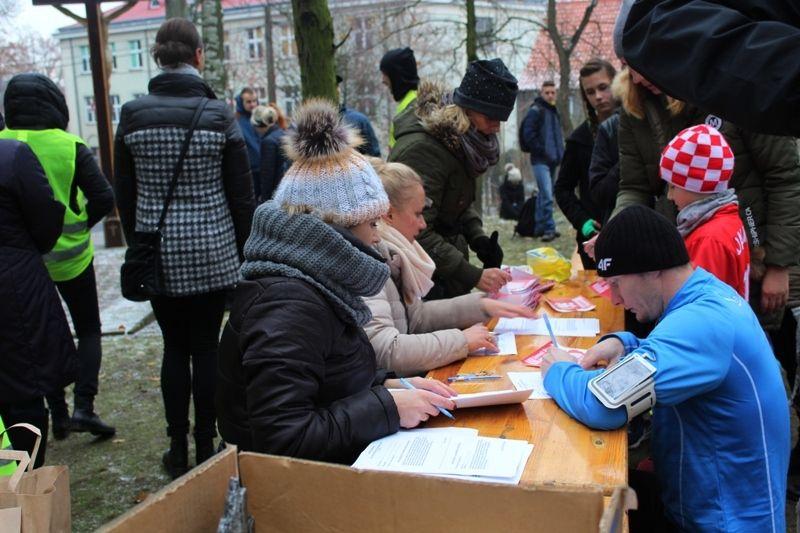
top-left (150, 291), bottom-right (226, 440)
top-left (47, 261), bottom-right (102, 413)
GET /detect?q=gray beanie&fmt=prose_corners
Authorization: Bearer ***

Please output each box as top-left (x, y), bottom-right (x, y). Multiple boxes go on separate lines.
top-left (613, 0), bottom-right (635, 59)
top-left (274, 99), bottom-right (389, 227)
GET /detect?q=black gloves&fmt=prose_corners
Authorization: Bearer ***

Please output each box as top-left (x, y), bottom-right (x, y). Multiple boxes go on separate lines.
top-left (471, 231), bottom-right (504, 268)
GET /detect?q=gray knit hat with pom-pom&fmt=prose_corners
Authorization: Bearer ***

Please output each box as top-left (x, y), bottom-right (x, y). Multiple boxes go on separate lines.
top-left (273, 99), bottom-right (389, 227)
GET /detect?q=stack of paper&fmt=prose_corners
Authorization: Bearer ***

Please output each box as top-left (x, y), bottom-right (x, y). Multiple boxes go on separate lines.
top-left (352, 428), bottom-right (533, 485)
top-left (507, 372), bottom-right (551, 399)
top-left (493, 317), bottom-right (600, 337)
top-left (469, 332), bottom-right (517, 356)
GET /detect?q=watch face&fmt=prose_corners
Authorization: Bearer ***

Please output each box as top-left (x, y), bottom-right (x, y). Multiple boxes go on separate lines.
top-left (598, 358), bottom-right (653, 401)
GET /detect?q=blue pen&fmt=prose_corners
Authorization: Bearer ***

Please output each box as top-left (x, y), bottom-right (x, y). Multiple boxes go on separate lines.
top-left (399, 377), bottom-right (455, 420)
top-left (543, 313), bottom-right (560, 349)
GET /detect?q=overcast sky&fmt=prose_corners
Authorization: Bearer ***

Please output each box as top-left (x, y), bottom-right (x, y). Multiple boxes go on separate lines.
top-left (15, 0), bottom-right (119, 38)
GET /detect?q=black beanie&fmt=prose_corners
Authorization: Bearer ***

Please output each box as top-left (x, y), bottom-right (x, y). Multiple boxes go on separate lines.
top-left (453, 58), bottom-right (518, 121)
top-left (595, 205), bottom-right (689, 277)
top-left (380, 47), bottom-right (419, 102)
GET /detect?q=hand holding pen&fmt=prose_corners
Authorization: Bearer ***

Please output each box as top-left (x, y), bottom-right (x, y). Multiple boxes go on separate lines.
top-left (385, 377), bottom-right (457, 428)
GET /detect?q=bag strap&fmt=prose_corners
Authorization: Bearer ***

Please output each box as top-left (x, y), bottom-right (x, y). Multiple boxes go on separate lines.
top-left (155, 97), bottom-right (210, 232)
top-left (0, 423), bottom-right (42, 493)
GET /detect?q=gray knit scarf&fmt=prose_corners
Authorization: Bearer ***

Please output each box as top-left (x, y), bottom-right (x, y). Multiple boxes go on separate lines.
top-left (241, 201), bottom-right (390, 326)
top-left (442, 92), bottom-right (500, 178)
top-left (676, 189), bottom-right (738, 237)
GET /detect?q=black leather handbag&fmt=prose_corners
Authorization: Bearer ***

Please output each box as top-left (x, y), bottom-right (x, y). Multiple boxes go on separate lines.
top-left (120, 98), bottom-right (209, 302)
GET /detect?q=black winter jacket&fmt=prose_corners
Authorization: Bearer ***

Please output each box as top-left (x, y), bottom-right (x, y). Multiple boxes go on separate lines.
top-left (258, 125), bottom-right (289, 201)
top-left (4, 73), bottom-right (114, 230)
top-left (554, 120), bottom-right (601, 236)
top-left (216, 276), bottom-right (400, 464)
top-left (0, 140), bottom-right (75, 405)
top-left (114, 73), bottom-right (256, 296)
top-left (588, 113), bottom-right (620, 225)
top-left (621, 0), bottom-right (800, 136)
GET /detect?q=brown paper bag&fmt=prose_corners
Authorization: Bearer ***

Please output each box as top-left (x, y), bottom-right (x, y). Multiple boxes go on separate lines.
top-left (0, 423), bottom-right (71, 533)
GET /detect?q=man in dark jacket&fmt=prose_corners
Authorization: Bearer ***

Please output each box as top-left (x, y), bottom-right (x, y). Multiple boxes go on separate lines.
top-left (0, 139), bottom-right (75, 468)
top-left (520, 81), bottom-right (564, 241)
top-left (337, 76), bottom-right (381, 157)
top-left (1, 73), bottom-right (116, 439)
top-left (588, 113), bottom-right (620, 225)
top-left (235, 88), bottom-right (262, 197)
top-left (615, 0), bottom-right (800, 137)
top-left (554, 59), bottom-right (617, 269)
top-left (380, 47), bottom-right (419, 149)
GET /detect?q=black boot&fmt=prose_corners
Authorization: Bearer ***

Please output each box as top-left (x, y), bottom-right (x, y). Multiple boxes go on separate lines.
top-left (162, 436), bottom-right (188, 479)
top-left (71, 409), bottom-right (116, 438)
top-left (50, 404), bottom-right (71, 441)
top-left (195, 437), bottom-right (215, 467)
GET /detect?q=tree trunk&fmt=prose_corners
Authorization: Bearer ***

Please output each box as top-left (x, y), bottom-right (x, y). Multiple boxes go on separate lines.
top-left (165, 0), bottom-right (187, 19)
top-left (198, 0), bottom-right (227, 96)
top-left (556, 48), bottom-right (573, 135)
top-left (465, 0), bottom-right (477, 66)
top-left (291, 0), bottom-right (337, 102)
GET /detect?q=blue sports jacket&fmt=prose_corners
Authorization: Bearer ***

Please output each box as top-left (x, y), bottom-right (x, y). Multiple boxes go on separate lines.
top-left (544, 268), bottom-right (789, 532)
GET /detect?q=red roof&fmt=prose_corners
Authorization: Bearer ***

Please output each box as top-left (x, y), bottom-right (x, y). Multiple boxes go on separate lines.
top-left (519, 0), bottom-right (621, 90)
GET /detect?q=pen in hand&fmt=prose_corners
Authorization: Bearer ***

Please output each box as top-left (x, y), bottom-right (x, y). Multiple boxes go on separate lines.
top-left (399, 377), bottom-right (455, 420)
top-left (543, 313), bottom-right (560, 349)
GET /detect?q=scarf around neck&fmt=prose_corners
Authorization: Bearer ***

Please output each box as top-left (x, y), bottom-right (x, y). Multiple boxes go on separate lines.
top-left (241, 201), bottom-right (390, 326)
top-left (378, 223), bottom-right (436, 304)
top-left (440, 91), bottom-right (500, 178)
top-left (159, 63), bottom-right (202, 78)
top-left (676, 189), bottom-right (738, 237)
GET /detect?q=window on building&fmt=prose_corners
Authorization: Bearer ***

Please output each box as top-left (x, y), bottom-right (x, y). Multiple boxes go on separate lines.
top-left (254, 86), bottom-right (267, 100)
top-left (223, 31), bottom-right (231, 61)
top-left (476, 17), bottom-right (495, 55)
top-left (149, 0), bottom-right (159, 8)
top-left (80, 45), bottom-right (90, 73)
top-left (110, 42), bottom-right (118, 71)
top-left (283, 85), bottom-right (300, 116)
top-left (85, 96), bottom-right (96, 123)
top-left (352, 17), bottom-right (373, 51)
top-left (129, 39), bottom-right (143, 69)
top-left (278, 25), bottom-right (296, 57)
top-left (110, 94), bottom-right (121, 123)
top-left (247, 27), bottom-right (264, 60)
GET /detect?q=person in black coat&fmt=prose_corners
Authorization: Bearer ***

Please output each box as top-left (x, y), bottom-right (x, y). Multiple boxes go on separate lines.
top-left (114, 18), bottom-right (256, 479)
top-left (588, 112), bottom-right (620, 226)
top-left (614, 0), bottom-right (800, 137)
top-left (0, 139), bottom-right (75, 468)
top-left (2, 72), bottom-right (115, 440)
top-left (498, 163), bottom-right (525, 220)
top-left (216, 99), bottom-right (456, 464)
top-left (250, 104), bottom-right (290, 202)
top-left (554, 59), bottom-right (617, 269)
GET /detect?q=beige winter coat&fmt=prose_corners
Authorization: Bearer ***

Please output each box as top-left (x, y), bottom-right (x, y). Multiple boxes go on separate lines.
top-left (363, 241), bottom-right (489, 376)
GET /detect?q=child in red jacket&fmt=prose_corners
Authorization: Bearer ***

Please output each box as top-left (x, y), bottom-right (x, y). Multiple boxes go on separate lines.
top-left (660, 124), bottom-right (749, 298)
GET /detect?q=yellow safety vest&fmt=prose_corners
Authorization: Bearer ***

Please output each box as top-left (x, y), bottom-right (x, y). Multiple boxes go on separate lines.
top-left (0, 128), bottom-right (94, 282)
top-left (388, 90), bottom-right (418, 149)
top-left (0, 416), bottom-right (15, 477)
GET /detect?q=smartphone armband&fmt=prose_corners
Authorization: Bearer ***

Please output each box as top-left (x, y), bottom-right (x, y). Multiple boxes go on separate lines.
top-left (588, 353), bottom-right (656, 421)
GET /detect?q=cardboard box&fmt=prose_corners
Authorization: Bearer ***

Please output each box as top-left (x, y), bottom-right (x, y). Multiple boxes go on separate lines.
top-left (101, 447), bottom-right (632, 533)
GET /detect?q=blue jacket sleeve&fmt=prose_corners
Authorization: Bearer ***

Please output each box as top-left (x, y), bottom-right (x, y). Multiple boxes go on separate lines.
top-left (360, 118), bottom-right (381, 158)
top-left (544, 362), bottom-right (628, 430)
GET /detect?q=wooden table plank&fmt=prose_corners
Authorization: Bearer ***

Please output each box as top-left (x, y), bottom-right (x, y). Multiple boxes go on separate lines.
top-left (426, 271), bottom-right (627, 495)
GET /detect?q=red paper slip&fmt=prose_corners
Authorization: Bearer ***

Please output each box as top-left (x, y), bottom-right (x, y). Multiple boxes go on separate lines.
top-left (523, 341), bottom-right (588, 367)
top-left (589, 279), bottom-right (611, 299)
top-left (545, 295), bottom-right (596, 313)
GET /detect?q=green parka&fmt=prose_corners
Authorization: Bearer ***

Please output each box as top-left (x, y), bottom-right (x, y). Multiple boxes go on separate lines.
top-left (388, 81), bottom-right (486, 297)
top-left (615, 92), bottom-right (800, 273)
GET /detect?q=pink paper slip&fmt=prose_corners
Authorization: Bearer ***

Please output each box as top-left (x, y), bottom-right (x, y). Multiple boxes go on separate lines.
top-left (589, 279), bottom-right (611, 298)
top-left (523, 341), bottom-right (587, 367)
top-left (545, 295), bottom-right (596, 313)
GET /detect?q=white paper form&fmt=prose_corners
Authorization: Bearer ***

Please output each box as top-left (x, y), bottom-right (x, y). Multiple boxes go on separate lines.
top-left (493, 317), bottom-right (600, 337)
top-left (352, 428), bottom-right (528, 478)
top-left (432, 443), bottom-right (534, 485)
top-left (469, 332), bottom-right (517, 356)
top-left (507, 371), bottom-right (551, 399)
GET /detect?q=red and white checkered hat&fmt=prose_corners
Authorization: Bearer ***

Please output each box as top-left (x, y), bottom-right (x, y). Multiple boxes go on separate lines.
top-left (659, 124), bottom-right (735, 193)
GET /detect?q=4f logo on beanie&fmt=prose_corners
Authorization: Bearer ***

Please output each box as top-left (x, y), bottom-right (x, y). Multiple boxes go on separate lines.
top-left (705, 115), bottom-right (723, 129)
top-left (597, 258), bottom-right (612, 272)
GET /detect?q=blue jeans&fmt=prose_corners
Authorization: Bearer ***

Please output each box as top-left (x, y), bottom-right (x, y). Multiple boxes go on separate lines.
top-left (533, 163), bottom-right (557, 234)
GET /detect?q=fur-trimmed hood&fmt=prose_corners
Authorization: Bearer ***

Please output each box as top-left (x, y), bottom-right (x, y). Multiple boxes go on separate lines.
top-left (394, 80), bottom-right (464, 153)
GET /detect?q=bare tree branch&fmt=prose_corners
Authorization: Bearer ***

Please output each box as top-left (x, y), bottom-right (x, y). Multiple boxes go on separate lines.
top-left (567, 0), bottom-right (598, 55)
top-left (333, 26), bottom-right (352, 50)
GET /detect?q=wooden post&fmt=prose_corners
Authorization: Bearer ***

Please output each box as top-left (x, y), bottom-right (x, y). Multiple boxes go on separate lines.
top-left (264, 1), bottom-right (277, 103)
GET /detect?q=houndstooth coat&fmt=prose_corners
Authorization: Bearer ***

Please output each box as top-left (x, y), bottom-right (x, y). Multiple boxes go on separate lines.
top-left (114, 72), bottom-right (256, 297)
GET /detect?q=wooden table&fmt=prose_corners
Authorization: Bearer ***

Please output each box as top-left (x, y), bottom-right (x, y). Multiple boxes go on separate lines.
top-left (426, 271), bottom-right (627, 495)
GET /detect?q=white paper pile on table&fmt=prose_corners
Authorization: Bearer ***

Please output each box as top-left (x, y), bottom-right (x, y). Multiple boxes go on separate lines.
top-left (493, 317), bottom-right (600, 337)
top-left (469, 332), bottom-right (517, 356)
top-left (352, 428), bottom-right (533, 485)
